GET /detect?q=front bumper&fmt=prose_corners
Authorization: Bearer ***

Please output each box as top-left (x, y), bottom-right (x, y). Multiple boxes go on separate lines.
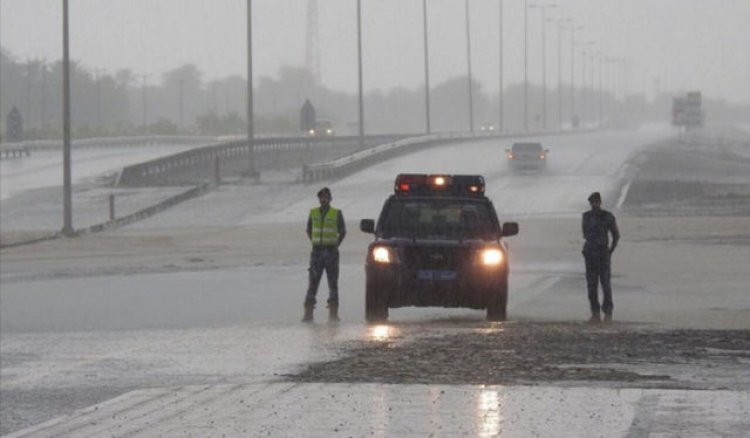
top-left (366, 263), bottom-right (507, 310)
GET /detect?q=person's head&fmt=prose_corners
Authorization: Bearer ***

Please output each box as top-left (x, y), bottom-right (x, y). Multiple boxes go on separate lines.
top-left (588, 192), bottom-right (602, 210)
top-left (317, 187), bottom-right (332, 207)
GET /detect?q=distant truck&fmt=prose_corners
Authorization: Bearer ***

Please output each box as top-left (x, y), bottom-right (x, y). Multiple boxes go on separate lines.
top-left (672, 91), bottom-right (704, 130)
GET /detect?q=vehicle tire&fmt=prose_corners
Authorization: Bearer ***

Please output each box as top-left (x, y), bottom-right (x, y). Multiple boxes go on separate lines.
top-left (365, 279), bottom-right (389, 323)
top-left (486, 283), bottom-right (508, 321)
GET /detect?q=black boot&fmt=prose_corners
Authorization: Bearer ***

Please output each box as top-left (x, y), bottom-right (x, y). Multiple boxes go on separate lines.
top-left (302, 302), bottom-right (314, 323)
top-left (328, 302), bottom-right (340, 323)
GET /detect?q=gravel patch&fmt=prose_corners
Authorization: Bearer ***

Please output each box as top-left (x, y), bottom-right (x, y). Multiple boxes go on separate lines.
top-left (290, 321), bottom-right (750, 390)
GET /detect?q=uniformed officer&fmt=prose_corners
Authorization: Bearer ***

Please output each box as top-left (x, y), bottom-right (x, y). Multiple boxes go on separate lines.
top-left (303, 187), bottom-right (346, 322)
top-left (582, 192), bottom-right (620, 323)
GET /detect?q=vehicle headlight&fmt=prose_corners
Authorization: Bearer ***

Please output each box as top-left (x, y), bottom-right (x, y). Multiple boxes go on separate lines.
top-left (372, 246), bottom-right (392, 263)
top-left (481, 248), bottom-right (504, 266)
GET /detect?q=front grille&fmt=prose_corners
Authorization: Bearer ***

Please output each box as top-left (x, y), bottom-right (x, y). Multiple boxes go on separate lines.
top-left (403, 246), bottom-right (472, 269)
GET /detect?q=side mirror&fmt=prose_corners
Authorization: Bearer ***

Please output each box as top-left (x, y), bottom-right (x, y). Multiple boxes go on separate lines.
top-left (501, 222), bottom-right (519, 237)
top-left (360, 219), bottom-right (375, 234)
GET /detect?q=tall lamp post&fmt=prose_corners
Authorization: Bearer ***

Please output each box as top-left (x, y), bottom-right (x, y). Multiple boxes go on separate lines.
top-left (568, 24), bottom-right (583, 127)
top-left (529, 3), bottom-right (556, 130)
top-left (465, 0), bottom-right (474, 132)
top-left (575, 40), bottom-right (593, 127)
top-left (62, 0), bottom-right (74, 236)
top-left (523, 0), bottom-right (528, 131)
top-left (553, 18), bottom-right (571, 130)
top-left (498, 0), bottom-right (504, 132)
top-left (246, 0), bottom-right (256, 178)
top-left (422, 0), bottom-right (431, 134)
top-left (356, 0), bottom-right (364, 148)
top-left (141, 74), bottom-right (149, 135)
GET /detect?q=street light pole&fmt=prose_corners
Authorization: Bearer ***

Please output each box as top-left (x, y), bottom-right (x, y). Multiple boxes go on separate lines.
top-left (62, 0), bottom-right (74, 236)
top-left (498, 0), bottom-right (504, 132)
top-left (141, 74), bottom-right (148, 135)
top-left (246, 0), bottom-right (256, 178)
top-left (422, 0), bottom-right (431, 134)
top-left (529, 3), bottom-right (557, 130)
top-left (357, 0), bottom-right (364, 148)
top-left (554, 19), bottom-right (570, 130)
top-left (523, 0), bottom-right (528, 131)
top-left (465, 0), bottom-right (474, 132)
top-left (569, 25), bottom-right (582, 127)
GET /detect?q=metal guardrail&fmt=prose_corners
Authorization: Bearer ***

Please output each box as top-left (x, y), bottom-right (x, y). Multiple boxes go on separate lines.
top-left (0, 143), bottom-right (31, 160)
top-left (300, 131), bottom-right (522, 182)
top-left (115, 134), bottom-right (405, 187)
top-left (0, 135), bottom-right (218, 152)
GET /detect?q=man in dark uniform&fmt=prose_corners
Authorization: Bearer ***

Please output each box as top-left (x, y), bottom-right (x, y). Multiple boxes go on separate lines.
top-left (303, 187), bottom-right (346, 323)
top-left (582, 192), bottom-right (620, 323)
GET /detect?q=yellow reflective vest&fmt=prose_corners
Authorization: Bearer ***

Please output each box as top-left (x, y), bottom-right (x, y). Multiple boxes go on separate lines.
top-left (310, 207), bottom-right (340, 246)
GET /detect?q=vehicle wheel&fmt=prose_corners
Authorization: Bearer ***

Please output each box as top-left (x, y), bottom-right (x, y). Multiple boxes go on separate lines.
top-left (486, 283), bottom-right (508, 321)
top-left (365, 279), bottom-right (389, 323)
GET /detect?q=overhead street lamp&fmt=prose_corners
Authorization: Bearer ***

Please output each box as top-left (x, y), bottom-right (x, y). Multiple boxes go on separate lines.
top-left (529, 3), bottom-right (556, 130)
top-left (246, 0), bottom-right (256, 179)
top-left (422, 0), bottom-right (431, 134)
top-left (523, 0), bottom-right (528, 131)
top-left (357, 0), bottom-right (364, 148)
top-left (568, 24), bottom-right (583, 127)
top-left (498, 0), bottom-right (504, 132)
top-left (465, 0), bottom-right (475, 132)
top-left (141, 74), bottom-right (149, 135)
top-left (553, 18), bottom-right (571, 130)
top-left (62, 0), bottom-right (74, 236)
top-left (575, 40), bottom-right (594, 127)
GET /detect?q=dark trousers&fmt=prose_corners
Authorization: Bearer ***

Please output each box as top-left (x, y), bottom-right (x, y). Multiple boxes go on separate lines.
top-left (305, 246), bottom-right (339, 306)
top-left (583, 248), bottom-right (613, 315)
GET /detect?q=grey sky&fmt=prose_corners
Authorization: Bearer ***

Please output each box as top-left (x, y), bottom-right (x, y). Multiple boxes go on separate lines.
top-left (2, 0), bottom-right (749, 103)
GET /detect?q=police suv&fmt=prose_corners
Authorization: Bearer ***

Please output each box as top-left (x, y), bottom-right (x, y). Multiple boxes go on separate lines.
top-left (360, 174), bottom-right (519, 322)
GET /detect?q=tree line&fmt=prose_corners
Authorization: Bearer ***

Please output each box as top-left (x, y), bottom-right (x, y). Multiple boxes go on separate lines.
top-left (2, 47), bottom-right (748, 142)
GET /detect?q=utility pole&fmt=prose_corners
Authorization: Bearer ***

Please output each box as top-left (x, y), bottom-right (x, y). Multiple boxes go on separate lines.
top-left (465, 0), bottom-right (474, 132)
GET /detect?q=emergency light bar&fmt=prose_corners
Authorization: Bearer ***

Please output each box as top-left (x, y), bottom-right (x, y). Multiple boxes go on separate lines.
top-left (394, 174), bottom-right (485, 196)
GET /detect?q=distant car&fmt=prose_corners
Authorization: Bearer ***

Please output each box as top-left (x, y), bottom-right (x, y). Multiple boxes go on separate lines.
top-left (480, 123), bottom-right (496, 132)
top-left (506, 142), bottom-right (549, 171)
top-left (307, 120), bottom-right (335, 137)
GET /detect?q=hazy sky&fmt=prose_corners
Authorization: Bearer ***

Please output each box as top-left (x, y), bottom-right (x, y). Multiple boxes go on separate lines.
top-left (2, 0), bottom-right (749, 103)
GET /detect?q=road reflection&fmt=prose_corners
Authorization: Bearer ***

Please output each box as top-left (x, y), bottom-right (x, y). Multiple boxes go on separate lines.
top-left (477, 386), bottom-right (503, 437)
top-left (369, 324), bottom-right (397, 342)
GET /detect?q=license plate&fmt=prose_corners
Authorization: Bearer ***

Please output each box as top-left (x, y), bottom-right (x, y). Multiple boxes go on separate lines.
top-left (417, 270), bottom-right (456, 281)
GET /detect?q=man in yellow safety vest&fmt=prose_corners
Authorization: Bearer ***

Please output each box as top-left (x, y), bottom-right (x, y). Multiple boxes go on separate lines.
top-left (303, 187), bottom-right (346, 322)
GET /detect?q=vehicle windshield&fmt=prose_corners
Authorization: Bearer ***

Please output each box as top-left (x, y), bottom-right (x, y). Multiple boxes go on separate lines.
top-left (379, 199), bottom-right (498, 240)
top-left (512, 143), bottom-right (542, 153)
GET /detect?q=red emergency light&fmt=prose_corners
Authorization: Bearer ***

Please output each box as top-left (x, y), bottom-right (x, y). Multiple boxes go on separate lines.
top-left (394, 174), bottom-right (485, 196)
